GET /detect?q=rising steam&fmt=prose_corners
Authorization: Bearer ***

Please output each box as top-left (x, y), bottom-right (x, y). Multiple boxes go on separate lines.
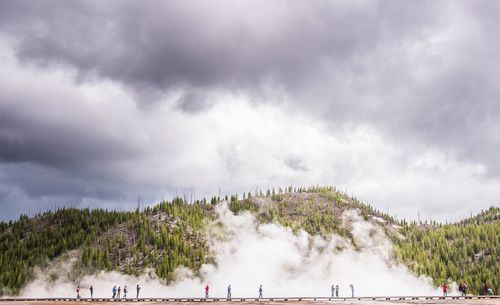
top-left (18, 203), bottom-right (444, 298)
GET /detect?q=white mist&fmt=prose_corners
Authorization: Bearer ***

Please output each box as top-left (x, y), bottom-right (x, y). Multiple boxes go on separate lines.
top-left (18, 203), bottom-right (444, 298)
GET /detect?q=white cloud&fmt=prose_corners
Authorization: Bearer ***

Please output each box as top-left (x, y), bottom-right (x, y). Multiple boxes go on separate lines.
top-left (0, 35), bottom-right (498, 222)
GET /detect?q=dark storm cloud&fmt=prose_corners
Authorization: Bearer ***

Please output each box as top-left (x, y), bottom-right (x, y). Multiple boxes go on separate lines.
top-left (375, 41), bottom-right (500, 175)
top-left (0, 110), bottom-right (127, 169)
top-left (0, 105), bottom-right (145, 220)
top-left (0, 0), bottom-right (440, 92)
top-left (0, 87), bottom-right (140, 171)
top-left (0, 0), bottom-right (499, 220)
top-left (0, 164), bottom-right (140, 221)
top-left (4, 0), bottom-right (493, 153)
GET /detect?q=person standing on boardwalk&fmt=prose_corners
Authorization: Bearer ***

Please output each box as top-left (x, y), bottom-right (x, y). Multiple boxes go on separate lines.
top-left (136, 284), bottom-right (141, 298)
top-left (258, 285), bottom-right (263, 298)
top-left (331, 284), bottom-right (335, 298)
top-left (112, 285), bottom-right (117, 298)
top-left (123, 286), bottom-right (128, 299)
top-left (76, 286), bottom-right (80, 299)
top-left (227, 284), bottom-right (231, 299)
top-left (205, 284), bottom-right (210, 299)
top-left (442, 283), bottom-right (448, 297)
top-left (89, 285), bottom-right (93, 299)
top-left (349, 284), bottom-right (354, 298)
top-left (335, 285), bottom-right (339, 297)
top-left (117, 286), bottom-right (121, 298)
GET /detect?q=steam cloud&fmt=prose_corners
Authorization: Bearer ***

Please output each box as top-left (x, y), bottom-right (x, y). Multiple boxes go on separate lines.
top-left (18, 204), bottom-right (445, 298)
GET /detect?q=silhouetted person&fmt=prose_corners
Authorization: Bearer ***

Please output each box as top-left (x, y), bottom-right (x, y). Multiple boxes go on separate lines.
top-left (89, 285), bottom-right (93, 299)
top-left (117, 286), bottom-right (121, 298)
top-left (483, 283), bottom-right (493, 295)
top-left (349, 284), bottom-right (354, 298)
top-left (462, 283), bottom-right (468, 296)
top-left (331, 284), bottom-right (335, 298)
top-left (335, 285), bottom-right (339, 297)
top-left (136, 284), bottom-right (141, 298)
top-left (123, 286), bottom-right (128, 299)
top-left (205, 285), bottom-right (209, 299)
top-left (259, 285), bottom-right (263, 298)
top-left (76, 286), bottom-right (80, 299)
top-left (227, 284), bottom-right (231, 299)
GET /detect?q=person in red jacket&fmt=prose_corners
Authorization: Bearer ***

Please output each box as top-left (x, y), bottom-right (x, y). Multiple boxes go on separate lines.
top-left (205, 285), bottom-right (209, 299)
top-left (442, 283), bottom-right (448, 297)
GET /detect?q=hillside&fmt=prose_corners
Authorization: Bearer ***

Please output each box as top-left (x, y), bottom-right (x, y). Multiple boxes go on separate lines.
top-left (395, 207), bottom-right (499, 294)
top-left (0, 186), bottom-right (498, 296)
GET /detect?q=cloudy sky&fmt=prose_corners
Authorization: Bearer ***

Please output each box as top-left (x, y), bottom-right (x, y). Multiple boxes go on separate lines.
top-left (0, 0), bottom-right (499, 221)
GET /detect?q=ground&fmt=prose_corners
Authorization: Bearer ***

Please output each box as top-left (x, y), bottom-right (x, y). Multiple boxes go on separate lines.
top-left (0, 298), bottom-right (498, 305)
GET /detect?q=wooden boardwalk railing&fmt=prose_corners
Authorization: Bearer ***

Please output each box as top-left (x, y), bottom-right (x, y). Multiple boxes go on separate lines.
top-left (0, 295), bottom-right (498, 302)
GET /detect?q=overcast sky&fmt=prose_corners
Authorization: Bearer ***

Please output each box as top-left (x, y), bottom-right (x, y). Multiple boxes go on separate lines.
top-left (0, 0), bottom-right (499, 222)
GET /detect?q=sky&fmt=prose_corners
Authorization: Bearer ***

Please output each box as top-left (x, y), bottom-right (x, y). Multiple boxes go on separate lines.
top-left (0, 0), bottom-right (499, 222)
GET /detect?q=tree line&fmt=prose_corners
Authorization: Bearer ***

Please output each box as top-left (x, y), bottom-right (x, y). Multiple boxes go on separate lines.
top-left (0, 187), bottom-right (498, 296)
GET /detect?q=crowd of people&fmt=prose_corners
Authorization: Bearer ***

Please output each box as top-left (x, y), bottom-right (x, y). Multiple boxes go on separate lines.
top-left (111, 285), bottom-right (129, 298)
top-left (110, 284), bottom-right (138, 299)
top-left (74, 282), bottom-right (495, 299)
top-left (75, 284), bottom-right (140, 299)
top-left (443, 282), bottom-right (494, 297)
top-left (205, 283), bottom-right (357, 299)
top-left (206, 284), bottom-right (355, 299)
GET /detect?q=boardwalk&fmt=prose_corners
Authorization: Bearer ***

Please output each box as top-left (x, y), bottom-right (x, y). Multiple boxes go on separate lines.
top-left (0, 296), bottom-right (498, 305)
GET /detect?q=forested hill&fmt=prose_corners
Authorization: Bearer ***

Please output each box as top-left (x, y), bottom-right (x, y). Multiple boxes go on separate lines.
top-left (396, 206), bottom-right (499, 294)
top-left (0, 186), bottom-right (498, 296)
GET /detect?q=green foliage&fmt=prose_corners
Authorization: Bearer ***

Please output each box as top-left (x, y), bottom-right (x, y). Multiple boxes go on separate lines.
top-left (0, 208), bottom-right (134, 295)
top-left (229, 186), bottom-right (395, 242)
top-left (1, 187), bottom-right (498, 297)
top-left (395, 207), bottom-right (499, 295)
top-left (460, 207), bottom-right (500, 225)
top-left (78, 198), bottom-right (214, 283)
